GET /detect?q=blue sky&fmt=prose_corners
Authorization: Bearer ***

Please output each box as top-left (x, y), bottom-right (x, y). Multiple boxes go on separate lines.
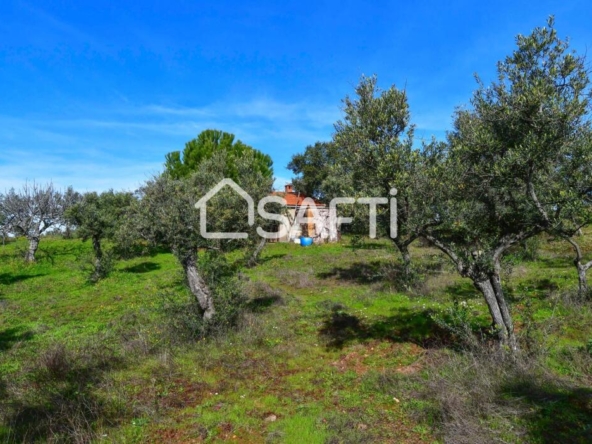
top-left (1, 1), bottom-right (591, 192)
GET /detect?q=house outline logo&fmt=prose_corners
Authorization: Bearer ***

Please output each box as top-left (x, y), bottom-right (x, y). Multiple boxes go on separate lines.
top-left (195, 178), bottom-right (254, 239)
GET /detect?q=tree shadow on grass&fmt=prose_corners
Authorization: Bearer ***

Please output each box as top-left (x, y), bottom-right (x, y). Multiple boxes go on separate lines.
top-left (318, 260), bottom-right (445, 289)
top-left (319, 306), bottom-right (451, 349)
top-left (0, 327), bottom-right (34, 351)
top-left (235, 253), bottom-right (288, 270)
top-left (536, 257), bottom-right (572, 269)
top-left (121, 262), bottom-right (161, 273)
top-left (344, 241), bottom-right (389, 250)
top-left (256, 253), bottom-right (288, 264)
top-left (35, 244), bottom-right (89, 265)
top-left (246, 295), bottom-right (284, 313)
top-left (501, 381), bottom-right (592, 443)
top-left (317, 261), bottom-right (385, 285)
top-left (504, 278), bottom-right (562, 303)
top-left (0, 273), bottom-right (46, 286)
top-left (443, 281), bottom-right (480, 300)
top-left (520, 278), bottom-right (560, 292)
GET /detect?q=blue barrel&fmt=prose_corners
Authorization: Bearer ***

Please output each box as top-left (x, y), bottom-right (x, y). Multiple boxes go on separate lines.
top-left (300, 236), bottom-right (313, 246)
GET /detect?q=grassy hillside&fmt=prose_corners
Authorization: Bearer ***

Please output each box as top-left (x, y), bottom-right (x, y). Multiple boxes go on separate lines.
top-left (0, 235), bottom-right (591, 443)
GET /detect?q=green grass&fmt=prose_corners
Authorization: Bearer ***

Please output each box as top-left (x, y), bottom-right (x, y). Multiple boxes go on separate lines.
top-left (0, 233), bottom-right (591, 442)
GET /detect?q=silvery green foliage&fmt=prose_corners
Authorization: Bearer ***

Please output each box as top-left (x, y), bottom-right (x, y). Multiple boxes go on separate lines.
top-left (66, 191), bottom-right (134, 255)
top-left (65, 190), bottom-right (134, 281)
top-left (123, 150), bottom-right (273, 321)
top-left (130, 150), bottom-right (272, 257)
top-left (330, 75), bottom-right (431, 275)
top-left (419, 18), bottom-right (592, 348)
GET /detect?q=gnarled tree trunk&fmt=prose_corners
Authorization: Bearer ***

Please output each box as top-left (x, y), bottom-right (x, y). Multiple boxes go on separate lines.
top-left (399, 243), bottom-right (412, 277)
top-left (577, 264), bottom-right (590, 297)
top-left (565, 237), bottom-right (592, 299)
top-left (392, 237), bottom-right (415, 277)
top-left (421, 234), bottom-right (518, 351)
top-left (25, 236), bottom-right (39, 263)
top-left (472, 275), bottom-right (516, 350)
top-left (181, 253), bottom-right (216, 320)
top-left (92, 236), bottom-right (103, 260)
top-left (489, 272), bottom-right (517, 350)
top-left (247, 238), bottom-right (267, 268)
top-left (473, 279), bottom-right (504, 334)
top-left (91, 236), bottom-right (104, 281)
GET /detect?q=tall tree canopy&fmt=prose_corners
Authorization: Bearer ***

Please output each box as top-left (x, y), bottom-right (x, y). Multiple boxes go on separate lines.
top-left (419, 18), bottom-right (591, 348)
top-left (287, 141), bottom-right (338, 201)
top-left (332, 75), bottom-right (425, 274)
top-left (125, 149), bottom-right (273, 321)
top-left (290, 76), bottom-right (429, 275)
top-left (65, 190), bottom-right (134, 281)
top-left (164, 129), bottom-right (273, 181)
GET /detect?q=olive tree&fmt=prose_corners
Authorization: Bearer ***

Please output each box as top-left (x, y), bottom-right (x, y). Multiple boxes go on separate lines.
top-left (330, 75), bottom-right (423, 275)
top-left (540, 128), bottom-right (592, 296)
top-left (418, 18), bottom-right (590, 349)
top-left (0, 182), bottom-right (64, 262)
top-left (125, 150), bottom-right (273, 321)
top-left (65, 190), bottom-right (134, 281)
top-left (165, 129), bottom-right (274, 266)
top-left (62, 186), bottom-right (82, 239)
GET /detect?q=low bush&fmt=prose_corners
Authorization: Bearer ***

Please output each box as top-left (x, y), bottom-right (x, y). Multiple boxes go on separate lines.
top-left (1, 341), bottom-right (126, 443)
top-left (378, 341), bottom-right (592, 444)
top-left (78, 251), bottom-right (115, 284)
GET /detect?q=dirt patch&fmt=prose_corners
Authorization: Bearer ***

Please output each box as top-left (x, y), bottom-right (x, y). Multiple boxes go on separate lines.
top-left (160, 379), bottom-right (210, 409)
top-left (331, 341), bottom-right (426, 375)
top-left (331, 351), bottom-right (369, 375)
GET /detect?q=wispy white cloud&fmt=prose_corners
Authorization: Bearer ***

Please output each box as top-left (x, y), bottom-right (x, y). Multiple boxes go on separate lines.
top-left (0, 97), bottom-right (338, 192)
top-left (0, 154), bottom-right (162, 193)
top-left (138, 98), bottom-right (340, 129)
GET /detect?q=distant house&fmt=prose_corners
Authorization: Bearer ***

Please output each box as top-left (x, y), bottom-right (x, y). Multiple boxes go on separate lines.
top-left (270, 184), bottom-right (339, 243)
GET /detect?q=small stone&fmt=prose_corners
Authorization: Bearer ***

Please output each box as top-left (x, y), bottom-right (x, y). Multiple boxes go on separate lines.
top-left (357, 423), bottom-right (368, 430)
top-left (264, 414), bottom-right (277, 422)
top-left (393, 397), bottom-right (400, 403)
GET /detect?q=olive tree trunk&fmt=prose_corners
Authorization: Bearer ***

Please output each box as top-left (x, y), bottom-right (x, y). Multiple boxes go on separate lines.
top-left (181, 253), bottom-right (216, 320)
top-left (423, 234), bottom-right (518, 351)
top-left (25, 236), bottom-right (40, 263)
top-left (392, 236), bottom-right (415, 277)
top-left (463, 272), bottom-right (515, 350)
top-left (247, 238), bottom-right (267, 268)
top-left (399, 243), bottom-right (412, 276)
top-left (577, 265), bottom-right (590, 296)
top-left (489, 271), bottom-right (517, 350)
top-left (92, 236), bottom-right (103, 260)
top-left (565, 237), bottom-right (592, 298)
top-left (91, 236), bottom-right (104, 281)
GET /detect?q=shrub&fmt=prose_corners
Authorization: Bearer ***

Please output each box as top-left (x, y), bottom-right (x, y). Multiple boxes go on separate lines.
top-left (430, 298), bottom-right (486, 350)
top-left (1, 341), bottom-right (125, 443)
top-left (506, 236), bottom-right (542, 263)
top-left (78, 250), bottom-right (115, 284)
top-left (158, 252), bottom-right (247, 342)
top-left (384, 341), bottom-right (592, 444)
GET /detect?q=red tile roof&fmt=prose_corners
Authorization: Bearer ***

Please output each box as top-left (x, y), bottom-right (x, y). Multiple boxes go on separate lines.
top-left (271, 187), bottom-right (325, 207)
